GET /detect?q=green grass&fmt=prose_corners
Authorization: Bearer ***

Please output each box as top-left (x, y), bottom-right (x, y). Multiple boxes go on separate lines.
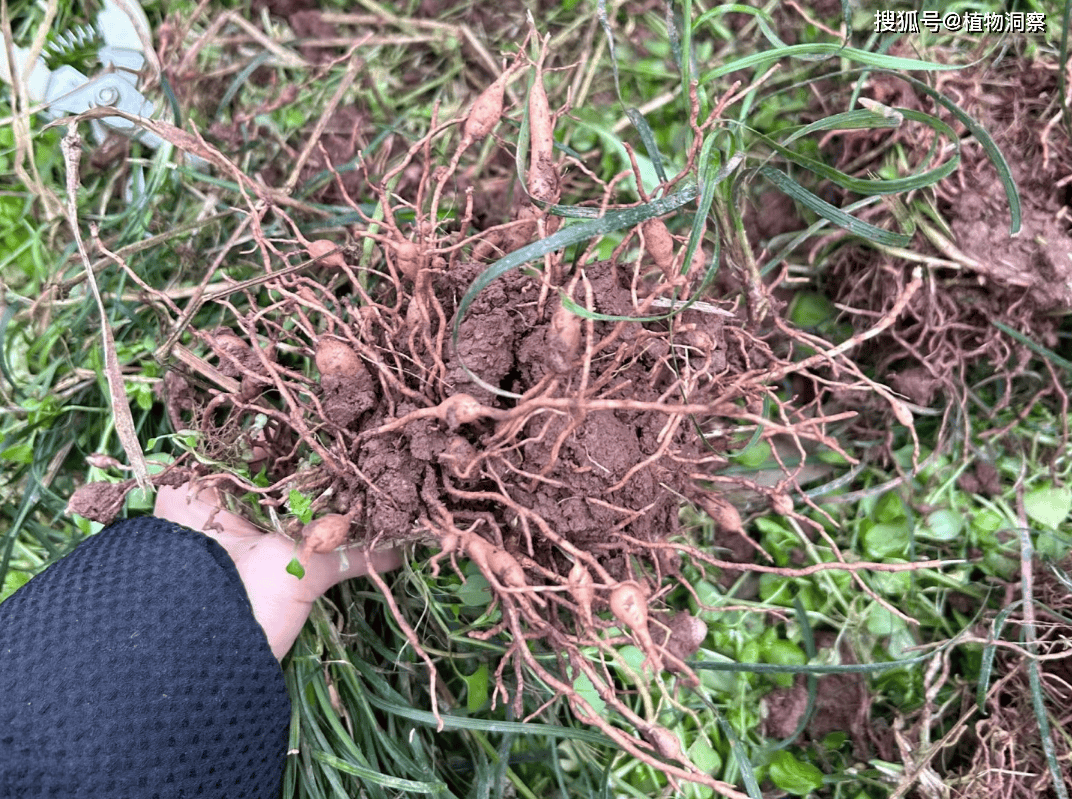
top-left (2, 0), bottom-right (1071, 797)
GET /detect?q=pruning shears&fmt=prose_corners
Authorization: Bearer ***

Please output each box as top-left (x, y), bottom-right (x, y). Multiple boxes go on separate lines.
top-left (0, 0), bottom-right (163, 150)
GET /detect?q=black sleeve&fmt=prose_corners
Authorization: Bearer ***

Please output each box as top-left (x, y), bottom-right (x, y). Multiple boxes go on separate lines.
top-left (0, 517), bottom-right (290, 799)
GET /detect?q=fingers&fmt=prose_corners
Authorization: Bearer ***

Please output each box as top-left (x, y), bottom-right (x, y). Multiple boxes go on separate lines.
top-left (235, 532), bottom-right (316, 660)
top-left (240, 537), bottom-right (405, 659)
top-left (154, 483), bottom-right (262, 555)
top-left (155, 481), bottom-right (405, 661)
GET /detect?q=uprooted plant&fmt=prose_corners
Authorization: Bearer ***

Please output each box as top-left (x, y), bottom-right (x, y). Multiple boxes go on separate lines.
top-left (59, 23), bottom-right (1022, 793)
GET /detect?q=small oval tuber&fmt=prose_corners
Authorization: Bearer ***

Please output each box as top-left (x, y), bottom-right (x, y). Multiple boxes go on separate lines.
top-left (547, 299), bottom-right (581, 373)
top-left (315, 336), bottom-right (363, 378)
top-left (306, 239), bottom-right (347, 269)
top-left (301, 514), bottom-right (350, 555)
top-left (463, 72), bottom-right (507, 144)
top-left (526, 58), bottom-right (560, 204)
top-left (696, 494), bottom-right (743, 535)
top-left (568, 560), bottom-right (595, 628)
top-left (439, 393), bottom-right (487, 428)
top-left (769, 492), bottom-right (793, 516)
top-left (213, 331), bottom-right (249, 355)
top-left (642, 217), bottom-right (676, 280)
top-left (657, 610), bottom-right (708, 662)
top-left (488, 547), bottom-right (526, 589)
top-left (642, 724), bottom-right (684, 761)
top-left (610, 581), bottom-right (662, 671)
top-left (393, 239), bottom-right (422, 282)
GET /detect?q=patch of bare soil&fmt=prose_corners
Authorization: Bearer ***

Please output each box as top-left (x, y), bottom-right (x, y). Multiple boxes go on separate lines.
top-left (821, 50), bottom-right (1071, 448)
top-left (761, 634), bottom-right (879, 759)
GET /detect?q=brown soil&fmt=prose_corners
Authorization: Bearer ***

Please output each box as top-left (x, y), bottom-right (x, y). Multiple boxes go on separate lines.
top-left (761, 635), bottom-right (873, 758)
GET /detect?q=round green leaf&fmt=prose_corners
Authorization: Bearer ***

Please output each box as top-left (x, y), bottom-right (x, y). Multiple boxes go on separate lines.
top-left (789, 292), bottom-right (835, 328)
top-left (919, 508), bottom-right (963, 542)
top-left (768, 750), bottom-right (823, 795)
top-left (688, 736), bottom-right (722, 773)
top-left (454, 570), bottom-right (492, 607)
top-left (1024, 486), bottom-right (1072, 530)
top-left (572, 671), bottom-right (606, 716)
top-left (765, 639), bottom-right (806, 667)
top-left (462, 664), bottom-right (489, 712)
top-left (862, 521), bottom-right (910, 559)
top-left (614, 645), bottom-right (647, 684)
top-left (733, 439), bottom-right (771, 468)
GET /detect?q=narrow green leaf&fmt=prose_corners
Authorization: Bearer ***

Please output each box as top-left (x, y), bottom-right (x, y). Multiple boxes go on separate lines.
top-left (699, 42), bottom-right (961, 85)
top-left (991, 319), bottom-right (1072, 374)
top-left (362, 690), bottom-right (615, 746)
top-left (893, 72), bottom-right (1021, 234)
top-left (781, 108), bottom-right (902, 145)
top-left (311, 750), bottom-right (447, 793)
top-left (716, 715), bottom-right (762, 798)
top-left (625, 108), bottom-right (669, 186)
top-left (762, 108), bottom-right (960, 195)
top-left (759, 167), bottom-right (912, 247)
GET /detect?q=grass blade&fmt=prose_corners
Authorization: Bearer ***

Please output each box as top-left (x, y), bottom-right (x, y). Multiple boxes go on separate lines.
top-left (893, 72), bottom-right (1021, 234)
top-left (758, 166), bottom-right (912, 247)
top-left (699, 42), bottom-right (962, 85)
top-left (991, 320), bottom-right (1072, 374)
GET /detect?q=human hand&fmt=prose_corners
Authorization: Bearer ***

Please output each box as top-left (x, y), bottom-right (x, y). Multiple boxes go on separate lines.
top-left (155, 483), bottom-right (402, 660)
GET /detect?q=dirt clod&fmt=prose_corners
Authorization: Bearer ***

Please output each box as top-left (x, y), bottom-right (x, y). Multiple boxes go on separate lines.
top-left (67, 479), bottom-right (136, 523)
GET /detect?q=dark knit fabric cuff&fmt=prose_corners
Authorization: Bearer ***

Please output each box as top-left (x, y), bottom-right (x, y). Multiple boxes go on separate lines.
top-left (0, 517), bottom-right (290, 798)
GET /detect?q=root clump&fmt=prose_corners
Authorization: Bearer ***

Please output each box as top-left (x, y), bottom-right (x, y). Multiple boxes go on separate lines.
top-left (150, 53), bottom-right (881, 793)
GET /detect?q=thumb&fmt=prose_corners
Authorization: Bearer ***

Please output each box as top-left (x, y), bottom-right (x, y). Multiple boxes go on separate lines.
top-left (155, 481), bottom-right (403, 661)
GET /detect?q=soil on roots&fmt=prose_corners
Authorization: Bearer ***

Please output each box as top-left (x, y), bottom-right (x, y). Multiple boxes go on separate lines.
top-left (175, 251), bottom-right (741, 563)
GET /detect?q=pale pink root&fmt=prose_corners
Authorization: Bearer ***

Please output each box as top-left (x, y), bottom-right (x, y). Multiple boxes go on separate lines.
top-left (154, 483), bottom-right (402, 660)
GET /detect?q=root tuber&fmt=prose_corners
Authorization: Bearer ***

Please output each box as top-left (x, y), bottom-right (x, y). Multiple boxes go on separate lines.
top-left (300, 513), bottom-right (351, 555)
top-left (463, 72), bottom-right (507, 145)
top-left (547, 299), bottom-right (582, 373)
top-left (305, 239), bottom-right (347, 270)
top-left (438, 393), bottom-right (490, 428)
top-left (393, 239), bottom-right (422, 282)
top-left (526, 52), bottom-right (559, 204)
top-left (568, 560), bottom-right (595, 628)
top-left (315, 336), bottom-right (363, 379)
top-left (696, 494), bottom-right (743, 535)
top-left (610, 581), bottom-right (660, 671)
top-left (642, 217), bottom-right (676, 280)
